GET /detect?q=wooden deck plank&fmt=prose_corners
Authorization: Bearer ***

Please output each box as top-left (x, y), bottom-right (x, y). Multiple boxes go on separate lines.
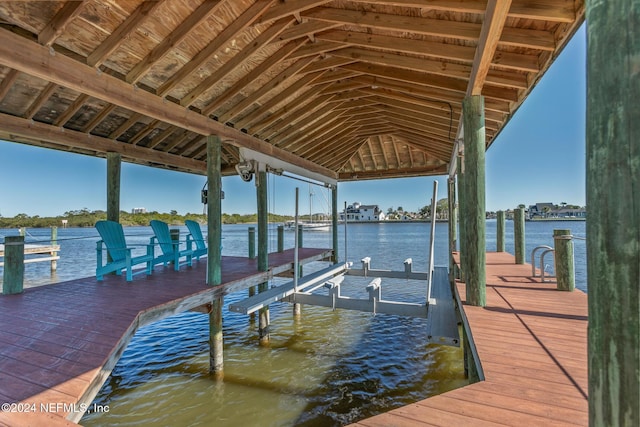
top-left (349, 251), bottom-right (588, 426)
top-left (0, 248), bottom-right (332, 425)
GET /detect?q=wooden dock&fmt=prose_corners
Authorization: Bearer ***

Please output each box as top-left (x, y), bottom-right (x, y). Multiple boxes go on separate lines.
top-left (0, 248), bottom-right (331, 426)
top-left (350, 251), bottom-right (588, 427)
top-left (0, 244), bottom-right (60, 268)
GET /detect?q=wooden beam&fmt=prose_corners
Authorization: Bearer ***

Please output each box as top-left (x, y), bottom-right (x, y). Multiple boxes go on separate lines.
top-left (0, 69), bottom-right (19, 100)
top-left (38, 1), bottom-right (85, 47)
top-left (259, 0), bottom-right (332, 24)
top-left (351, 0), bottom-right (576, 23)
top-left (219, 56), bottom-right (316, 124)
top-left (109, 113), bottom-right (143, 140)
top-left (87, 1), bottom-right (162, 67)
top-left (54, 93), bottom-right (89, 127)
top-left (0, 29), bottom-right (337, 179)
top-left (181, 17), bottom-right (294, 107)
top-left (126, 0), bottom-right (226, 84)
top-left (24, 82), bottom-right (57, 120)
top-left (304, 7), bottom-right (555, 51)
top-left (338, 163), bottom-right (447, 180)
top-left (157, 0), bottom-right (276, 97)
top-left (201, 38), bottom-right (306, 116)
top-left (468, 0), bottom-right (513, 96)
top-left (82, 104), bottom-right (116, 133)
top-left (0, 113), bottom-right (205, 173)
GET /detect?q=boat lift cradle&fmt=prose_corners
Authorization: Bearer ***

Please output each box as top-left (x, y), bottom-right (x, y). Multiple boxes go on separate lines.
top-left (228, 180), bottom-right (459, 346)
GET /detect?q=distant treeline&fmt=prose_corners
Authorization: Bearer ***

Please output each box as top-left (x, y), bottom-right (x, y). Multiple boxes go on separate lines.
top-left (0, 209), bottom-right (295, 228)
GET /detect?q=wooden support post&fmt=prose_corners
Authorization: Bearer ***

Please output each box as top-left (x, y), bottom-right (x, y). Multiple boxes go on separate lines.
top-left (106, 152), bottom-right (121, 224)
top-left (447, 176), bottom-right (457, 282)
top-left (457, 155), bottom-right (466, 282)
top-left (50, 226), bottom-right (58, 271)
top-left (586, 2), bottom-right (639, 424)
top-left (514, 207), bottom-right (525, 264)
top-left (277, 225), bottom-right (284, 253)
top-left (2, 236), bottom-right (24, 295)
top-left (332, 185), bottom-right (339, 263)
top-left (462, 95), bottom-right (486, 307)
top-left (297, 224), bottom-right (303, 248)
top-left (248, 227), bottom-right (256, 259)
top-left (206, 135), bottom-right (223, 376)
top-left (553, 229), bottom-right (575, 292)
top-left (209, 297), bottom-right (224, 380)
top-left (496, 211), bottom-right (505, 252)
top-left (256, 170), bottom-right (270, 344)
top-left (207, 135), bottom-right (223, 286)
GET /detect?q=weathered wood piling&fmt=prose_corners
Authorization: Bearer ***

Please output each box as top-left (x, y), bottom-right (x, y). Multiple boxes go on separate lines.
top-left (514, 207), bottom-right (526, 264)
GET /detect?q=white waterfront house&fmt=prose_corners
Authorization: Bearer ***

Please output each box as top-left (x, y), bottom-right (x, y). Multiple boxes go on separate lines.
top-left (340, 202), bottom-right (386, 221)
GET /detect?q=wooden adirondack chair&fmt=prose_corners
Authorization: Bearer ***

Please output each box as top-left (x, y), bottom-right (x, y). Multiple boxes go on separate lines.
top-left (150, 220), bottom-right (193, 271)
top-left (185, 220), bottom-right (207, 260)
top-left (95, 220), bottom-right (154, 281)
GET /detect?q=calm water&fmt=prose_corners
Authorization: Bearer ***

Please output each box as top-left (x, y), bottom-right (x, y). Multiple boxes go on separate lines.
top-left (0, 220), bottom-right (586, 426)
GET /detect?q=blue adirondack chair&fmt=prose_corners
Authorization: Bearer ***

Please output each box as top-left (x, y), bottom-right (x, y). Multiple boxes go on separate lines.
top-left (150, 220), bottom-right (193, 271)
top-left (95, 220), bottom-right (154, 281)
top-left (185, 220), bottom-right (207, 260)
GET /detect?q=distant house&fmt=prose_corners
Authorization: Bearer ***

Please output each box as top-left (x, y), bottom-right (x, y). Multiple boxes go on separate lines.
top-left (340, 202), bottom-right (386, 221)
top-left (556, 208), bottom-right (587, 218)
top-left (131, 207), bottom-right (147, 214)
top-left (528, 202), bottom-right (555, 219)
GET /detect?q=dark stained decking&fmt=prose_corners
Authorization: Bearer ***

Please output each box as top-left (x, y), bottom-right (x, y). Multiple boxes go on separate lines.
top-left (0, 248), bottom-right (332, 426)
top-left (351, 251), bottom-right (588, 427)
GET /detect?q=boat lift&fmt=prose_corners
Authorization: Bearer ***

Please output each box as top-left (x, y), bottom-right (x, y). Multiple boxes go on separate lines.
top-left (229, 180), bottom-right (459, 346)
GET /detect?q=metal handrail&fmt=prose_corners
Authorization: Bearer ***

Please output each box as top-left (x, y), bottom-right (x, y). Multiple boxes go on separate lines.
top-left (540, 249), bottom-right (555, 282)
top-left (531, 245), bottom-right (553, 277)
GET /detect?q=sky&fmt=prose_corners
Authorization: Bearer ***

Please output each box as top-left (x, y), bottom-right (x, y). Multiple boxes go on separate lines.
top-left (0, 25), bottom-right (586, 218)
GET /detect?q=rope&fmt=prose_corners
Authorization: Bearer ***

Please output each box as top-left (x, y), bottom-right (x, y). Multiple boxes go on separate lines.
top-left (553, 235), bottom-right (586, 241)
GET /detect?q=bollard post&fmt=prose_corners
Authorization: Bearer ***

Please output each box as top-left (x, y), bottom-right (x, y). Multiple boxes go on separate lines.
top-left (496, 211), bottom-right (505, 252)
top-left (553, 229), bottom-right (575, 291)
top-left (277, 225), bottom-right (284, 253)
top-left (51, 226), bottom-right (58, 271)
top-left (514, 207), bottom-right (526, 264)
top-left (3, 236), bottom-right (25, 294)
top-left (248, 227), bottom-right (256, 259)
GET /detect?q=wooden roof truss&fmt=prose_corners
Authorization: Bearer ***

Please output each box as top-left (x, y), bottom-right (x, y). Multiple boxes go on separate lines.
top-left (0, 0), bottom-right (584, 182)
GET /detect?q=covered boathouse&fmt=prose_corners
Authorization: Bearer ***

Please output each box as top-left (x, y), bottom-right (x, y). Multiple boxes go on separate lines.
top-left (0, 1), bottom-right (637, 426)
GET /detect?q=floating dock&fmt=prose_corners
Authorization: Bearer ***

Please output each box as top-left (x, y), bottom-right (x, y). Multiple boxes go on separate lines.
top-left (0, 243), bottom-right (60, 269)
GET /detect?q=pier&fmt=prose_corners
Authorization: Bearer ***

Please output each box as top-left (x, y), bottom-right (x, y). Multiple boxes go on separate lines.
top-left (0, 248), bottom-right (331, 426)
top-left (0, 1), bottom-right (637, 425)
top-left (351, 251), bottom-right (588, 426)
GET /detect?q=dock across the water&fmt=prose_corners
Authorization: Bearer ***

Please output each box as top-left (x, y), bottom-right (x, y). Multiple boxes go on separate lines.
top-left (0, 243), bottom-right (60, 269)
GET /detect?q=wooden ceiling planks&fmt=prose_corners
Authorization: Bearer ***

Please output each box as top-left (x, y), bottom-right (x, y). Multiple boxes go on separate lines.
top-left (0, 0), bottom-right (584, 181)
